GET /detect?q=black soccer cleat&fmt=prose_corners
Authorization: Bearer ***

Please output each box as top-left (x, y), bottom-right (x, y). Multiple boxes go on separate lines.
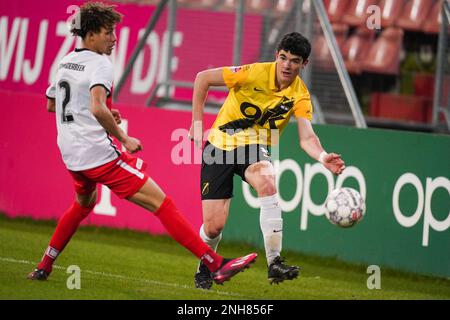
top-left (194, 261), bottom-right (213, 290)
top-left (27, 268), bottom-right (49, 281)
top-left (267, 256), bottom-right (300, 285)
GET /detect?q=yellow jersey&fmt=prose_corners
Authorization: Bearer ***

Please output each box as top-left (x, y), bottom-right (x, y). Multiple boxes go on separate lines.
top-left (208, 62), bottom-right (313, 151)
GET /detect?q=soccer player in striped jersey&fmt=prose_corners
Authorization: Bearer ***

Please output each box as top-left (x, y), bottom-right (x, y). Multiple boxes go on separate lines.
top-left (27, 2), bottom-right (257, 284)
top-left (189, 32), bottom-right (345, 289)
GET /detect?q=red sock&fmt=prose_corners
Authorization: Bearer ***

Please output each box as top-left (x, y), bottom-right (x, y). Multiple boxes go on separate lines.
top-left (155, 197), bottom-right (223, 272)
top-left (38, 201), bottom-right (93, 273)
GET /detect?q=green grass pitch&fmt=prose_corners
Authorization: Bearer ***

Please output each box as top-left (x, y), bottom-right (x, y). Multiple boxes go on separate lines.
top-left (1, 214), bottom-right (449, 300)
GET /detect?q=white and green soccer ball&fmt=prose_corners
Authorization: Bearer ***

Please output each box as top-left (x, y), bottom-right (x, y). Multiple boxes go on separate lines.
top-left (325, 188), bottom-right (366, 228)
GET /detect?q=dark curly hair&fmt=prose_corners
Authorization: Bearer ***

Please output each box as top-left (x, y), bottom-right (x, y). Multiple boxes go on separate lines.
top-left (277, 32), bottom-right (311, 61)
top-left (70, 2), bottom-right (122, 39)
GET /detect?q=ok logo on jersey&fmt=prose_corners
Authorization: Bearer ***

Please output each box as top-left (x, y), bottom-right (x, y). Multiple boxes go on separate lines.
top-left (219, 97), bottom-right (294, 133)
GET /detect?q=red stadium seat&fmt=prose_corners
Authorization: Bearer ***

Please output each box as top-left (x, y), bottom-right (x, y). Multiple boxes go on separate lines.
top-left (342, 0), bottom-right (380, 27)
top-left (362, 27), bottom-right (404, 75)
top-left (246, 0), bottom-right (273, 13)
top-left (396, 0), bottom-right (434, 31)
top-left (324, 0), bottom-right (351, 23)
top-left (314, 35), bottom-right (334, 70)
top-left (219, 0), bottom-right (273, 13)
top-left (423, 0), bottom-right (443, 34)
top-left (332, 23), bottom-right (349, 49)
top-left (314, 23), bottom-right (349, 70)
top-left (342, 28), bottom-right (376, 74)
top-left (379, 0), bottom-right (406, 28)
top-left (219, 0), bottom-right (237, 11)
top-left (370, 93), bottom-right (433, 123)
top-left (414, 73), bottom-right (435, 97)
top-left (275, 0), bottom-right (295, 13)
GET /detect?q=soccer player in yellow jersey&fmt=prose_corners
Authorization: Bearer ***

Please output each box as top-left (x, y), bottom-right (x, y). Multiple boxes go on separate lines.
top-left (189, 32), bottom-right (345, 289)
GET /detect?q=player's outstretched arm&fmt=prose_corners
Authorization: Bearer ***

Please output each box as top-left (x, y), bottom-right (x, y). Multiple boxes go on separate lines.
top-left (189, 68), bottom-right (226, 148)
top-left (90, 86), bottom-right (141, 153)
top-left (297, 117), bottom-right (345, 175)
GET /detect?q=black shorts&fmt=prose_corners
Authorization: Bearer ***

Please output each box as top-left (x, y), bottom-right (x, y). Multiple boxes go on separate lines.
top-left (201, 142), bottom-right (272, 200)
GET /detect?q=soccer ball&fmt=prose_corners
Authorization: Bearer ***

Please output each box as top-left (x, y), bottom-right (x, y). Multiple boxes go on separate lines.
top-left (325, 188), bottom-right (366, 228)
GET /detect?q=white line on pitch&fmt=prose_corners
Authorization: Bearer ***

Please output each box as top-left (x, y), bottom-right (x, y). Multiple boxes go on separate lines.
top-left (0, 256), bottom-right (248, 298)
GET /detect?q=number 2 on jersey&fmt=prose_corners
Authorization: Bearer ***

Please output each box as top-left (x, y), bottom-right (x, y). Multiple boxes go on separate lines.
top-left (59, 81), bottom-right (74, 123)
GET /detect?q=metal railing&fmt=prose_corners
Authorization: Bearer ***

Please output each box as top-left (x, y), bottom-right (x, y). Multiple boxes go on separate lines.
top-left (432, 0), bottom-right (450, 132)
top-left (113, 0), bottom-right (169, 102)
top-left (312, 0), bottom-right (367, 128)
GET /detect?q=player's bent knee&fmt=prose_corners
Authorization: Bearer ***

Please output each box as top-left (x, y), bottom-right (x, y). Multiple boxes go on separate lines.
top-left (204, 224), bottom-right (223, 239)
top-left (77, 190), bottom-right (97, 209)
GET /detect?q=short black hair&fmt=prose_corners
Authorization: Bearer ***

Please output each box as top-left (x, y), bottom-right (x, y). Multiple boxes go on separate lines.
top-left (70, 2), bottom-right (123, 39)
top-left (277, 32), bottom-right (311, 61)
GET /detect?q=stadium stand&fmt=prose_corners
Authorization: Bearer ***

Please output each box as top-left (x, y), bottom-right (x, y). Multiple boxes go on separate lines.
top-left (218, 0), bottom-right (237, 11)
top-left (414, 73), bottom-right (435, 97)
top-left (379, 0), bottom-right (405, 28)
top-left (274, 0), bottom-right (295, 13)
top-left (324, 0), bottom-right (350, 23)
top-left (370, 92), bottom-right (433, 123)
top-left (342, 0), bottom-right (379, 27)
top-left (178, 0), bottom-right (220, 10)
top-left (112, 0), bottom-right (443, 130)
top-left (314, 23), bottom-right (349, 71)
top-left (362, 27), bottom-right (404, 75)
top-left (245, 0), bottom-right (273, 13)
top-left (342, 27), bottom-right (376, 74)
top-left (424, 0), bottom-right (444, 34)
top-left (396, 0), bottom-right (434, 31)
